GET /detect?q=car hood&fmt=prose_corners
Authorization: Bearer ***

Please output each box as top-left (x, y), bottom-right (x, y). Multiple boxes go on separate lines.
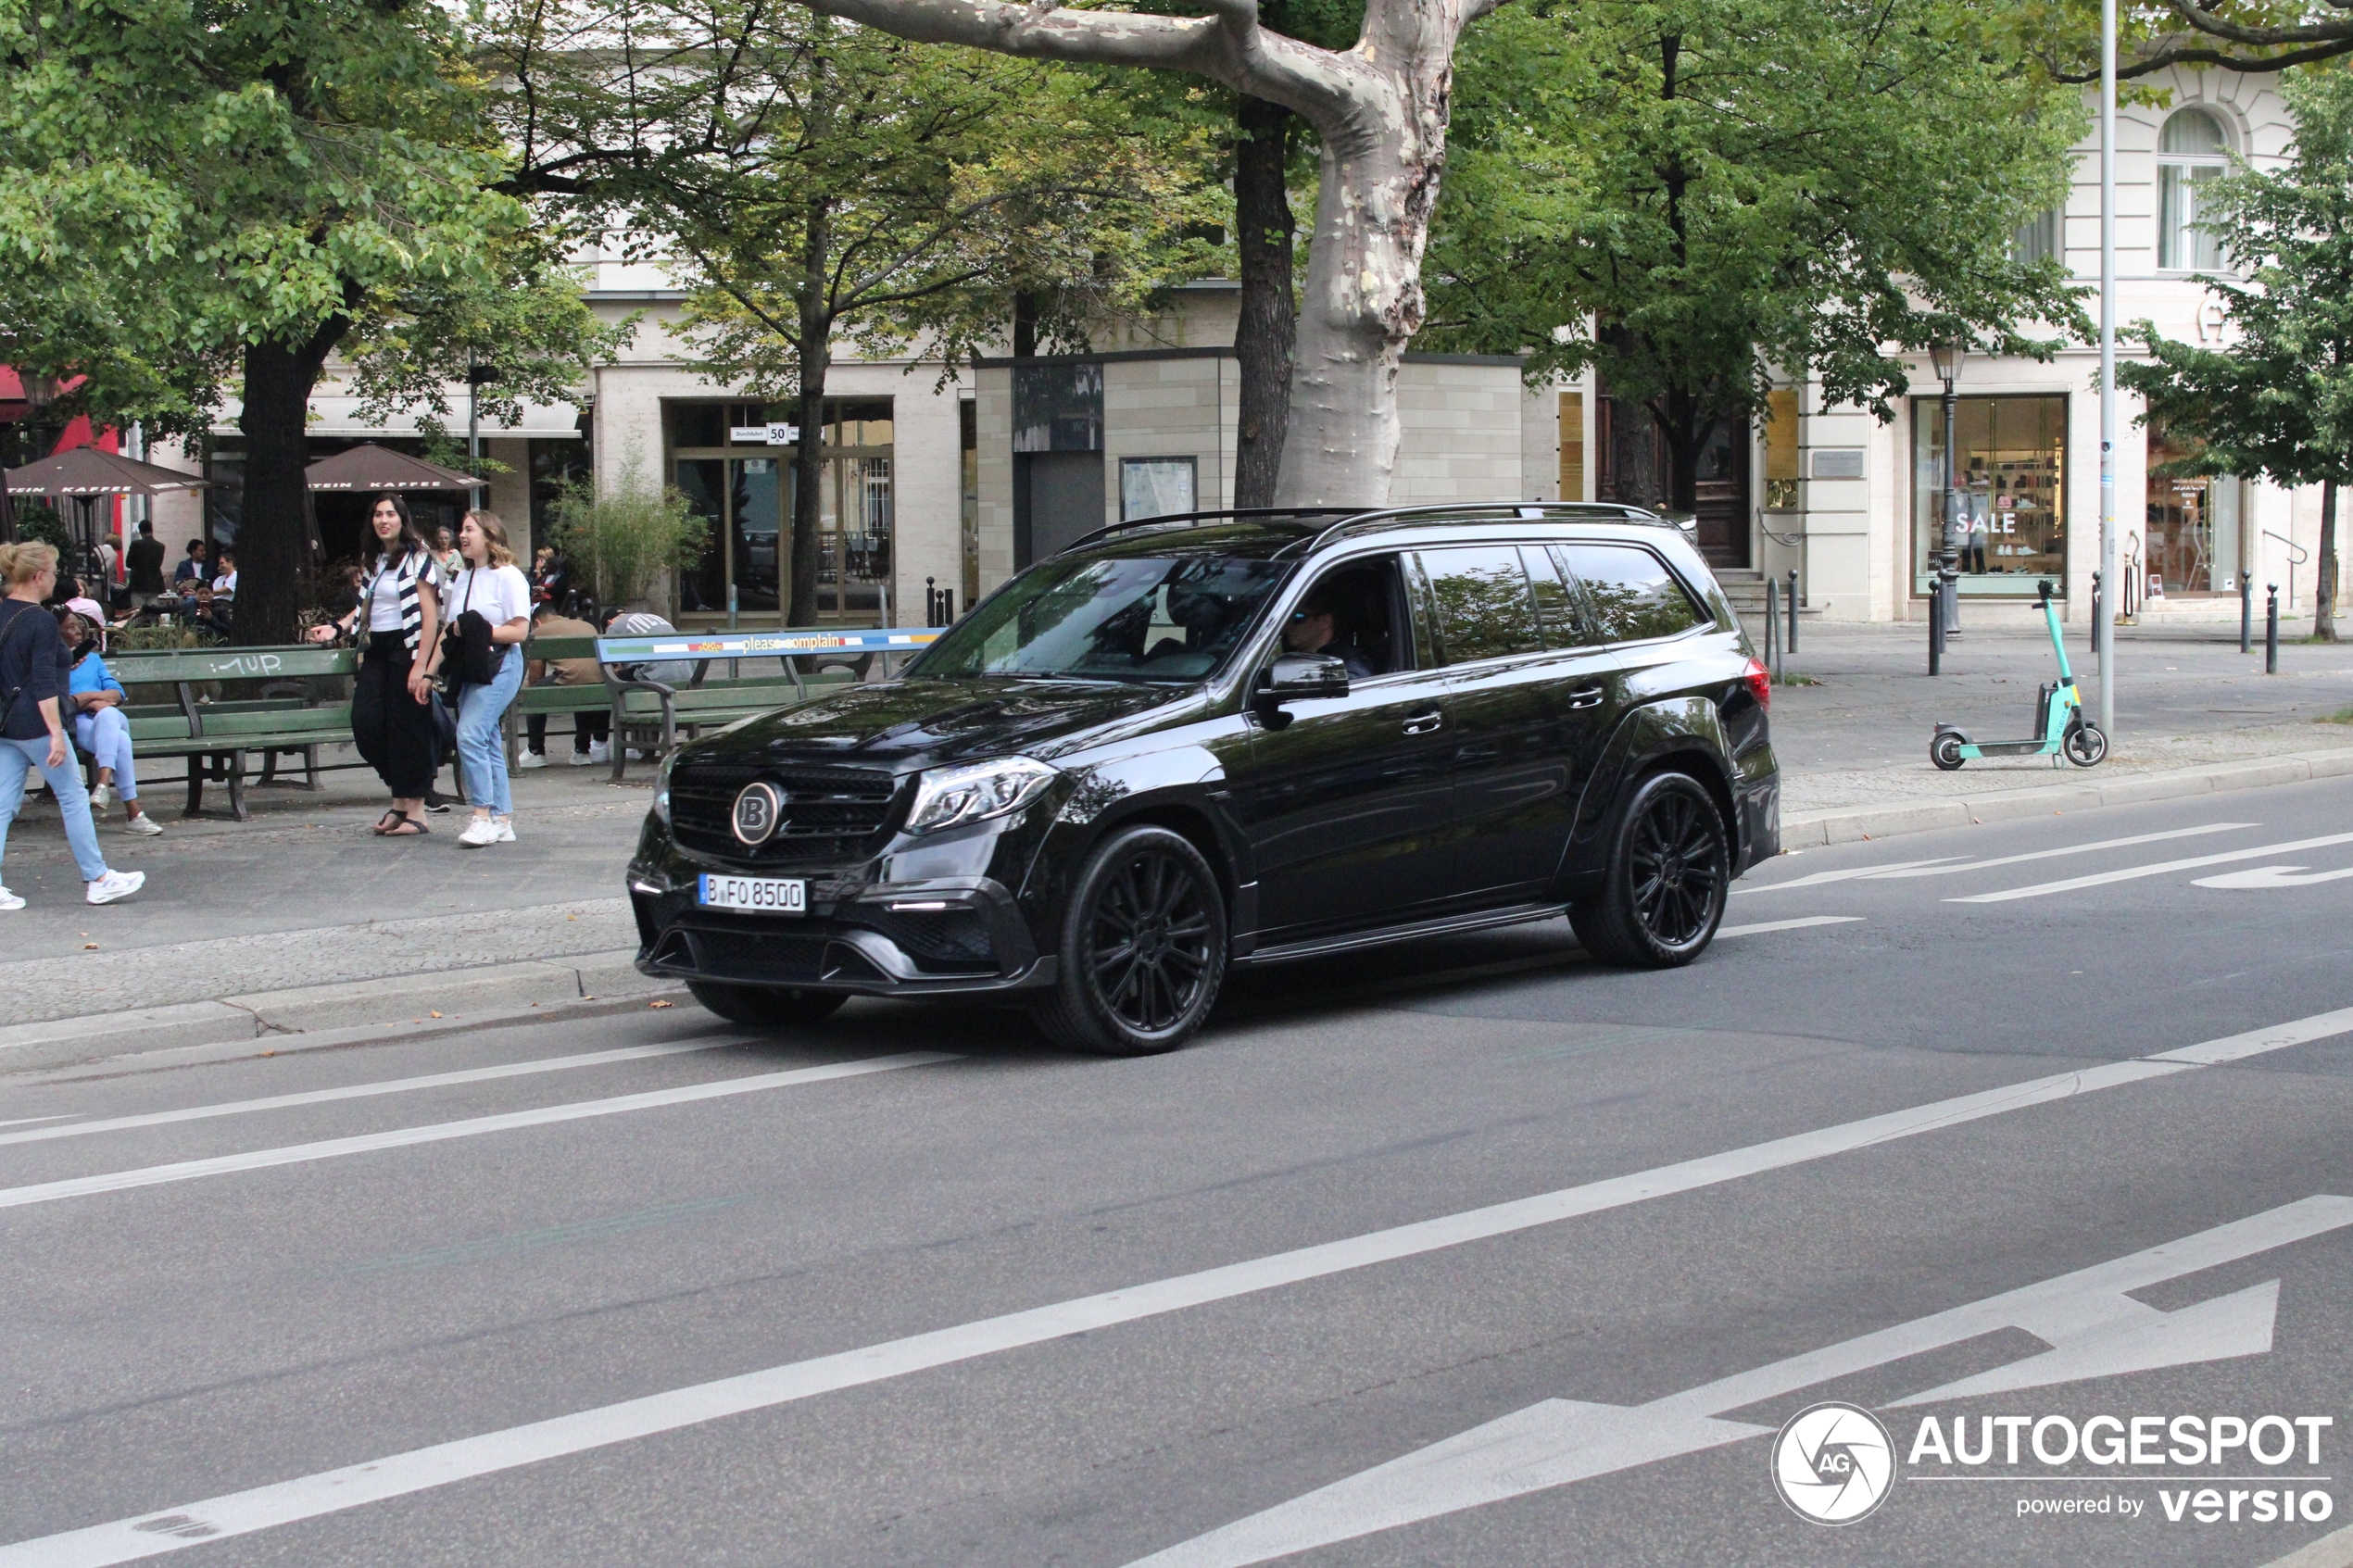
top-left (698, 678), bottom-right (1191, 772)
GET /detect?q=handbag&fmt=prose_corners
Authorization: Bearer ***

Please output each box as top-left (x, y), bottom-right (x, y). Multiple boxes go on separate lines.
top-left (440, 571), bottom-right (500, 689)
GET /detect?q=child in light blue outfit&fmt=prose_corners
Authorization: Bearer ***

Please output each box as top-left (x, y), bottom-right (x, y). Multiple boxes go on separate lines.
top-left (61, 612), bottom-right (162, 836)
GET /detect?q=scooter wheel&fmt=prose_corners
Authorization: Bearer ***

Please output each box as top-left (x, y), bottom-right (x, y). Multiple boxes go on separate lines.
top-left (2065, 722), bottom-right (2108, 768)
top-left (1930, 733), bottom-right (1968, 771)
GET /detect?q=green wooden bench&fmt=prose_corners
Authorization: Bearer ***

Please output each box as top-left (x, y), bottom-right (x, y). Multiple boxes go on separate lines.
top-left (102, 646), bottom-right (360, 821)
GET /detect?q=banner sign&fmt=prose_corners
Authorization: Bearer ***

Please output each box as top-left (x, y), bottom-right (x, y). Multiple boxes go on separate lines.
top-left (595, 626), bottom-right (942, 662)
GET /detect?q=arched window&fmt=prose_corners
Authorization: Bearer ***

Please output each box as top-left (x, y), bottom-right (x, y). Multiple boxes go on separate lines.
top-left (2158, 107), bottom-right (2230, 270)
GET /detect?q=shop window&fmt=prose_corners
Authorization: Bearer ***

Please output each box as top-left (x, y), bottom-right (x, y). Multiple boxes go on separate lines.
top-left (1762, 388), bottom-right (1800, 510)
top-left (1121, 456), bottom-right (1197, 521)
top-left (2158, 107), bottom-right (2230, 271)
top-left (1913, 395), bottom-right (2067, 596)
top-left (1013, 362), bottom-right (1103, 453)
top-left (666, 397), bottom-right (893, 622)
top-left (2145, 423), bottom-right (2242, 596)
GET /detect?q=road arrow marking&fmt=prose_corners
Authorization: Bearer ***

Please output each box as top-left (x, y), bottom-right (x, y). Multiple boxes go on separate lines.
top-left (1123, 1198), bottom-right (2349, 1568)
top-left (1950, 831), bottom-right (2353, 903)
top-left (2196, 864), bottom-right (2353, 890)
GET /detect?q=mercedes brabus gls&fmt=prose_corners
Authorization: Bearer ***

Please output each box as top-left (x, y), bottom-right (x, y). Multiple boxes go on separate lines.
top-left (628, 504), bottom-right (1780, 1054)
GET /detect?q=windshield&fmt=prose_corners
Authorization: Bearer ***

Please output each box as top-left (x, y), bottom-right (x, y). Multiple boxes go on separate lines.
top-left (911, 555), bottom-right (1291, 683)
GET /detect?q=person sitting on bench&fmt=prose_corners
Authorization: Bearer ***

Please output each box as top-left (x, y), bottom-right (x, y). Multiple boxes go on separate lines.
top-left (57, 609), bottom-right (162, 837)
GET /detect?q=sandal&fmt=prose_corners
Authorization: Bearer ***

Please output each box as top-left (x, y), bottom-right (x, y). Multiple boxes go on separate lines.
top-left (371, 809), bottom-right (404, 836)
top-left (379, 814), bottom-right (430, 837)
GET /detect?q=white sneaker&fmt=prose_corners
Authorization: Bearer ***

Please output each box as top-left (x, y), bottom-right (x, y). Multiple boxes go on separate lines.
top-left (0, 887), bottom-right (24, 910)
top-left (122, 812), bottom-right (164, 837)
top-left (89, 783), bottom-right (113, 812)
top-left (86, 869), bottom-right (144, 905)
top-left (586, 741), bottom-right (611, 764)
top-left (458, 816), bottom-right (500, 847)
top-left (493, 817), bottom-right (516, 843)
top-left (517, 750), bottom-right (548, 771)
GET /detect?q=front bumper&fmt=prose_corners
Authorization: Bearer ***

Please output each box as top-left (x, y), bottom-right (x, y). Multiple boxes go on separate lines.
top-left (628, 867), bottom-right (1053, 997)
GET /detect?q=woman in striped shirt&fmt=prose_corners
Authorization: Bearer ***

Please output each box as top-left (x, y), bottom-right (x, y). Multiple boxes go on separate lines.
top-left (308, 495), bottom-right (444, 835)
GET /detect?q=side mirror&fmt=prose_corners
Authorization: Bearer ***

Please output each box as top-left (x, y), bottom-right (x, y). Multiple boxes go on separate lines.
top-left (1259, 651), bottom-right (1350, 705)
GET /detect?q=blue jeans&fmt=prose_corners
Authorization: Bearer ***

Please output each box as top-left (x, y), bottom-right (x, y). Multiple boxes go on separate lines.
top-left (0, 734), bottom-right (110, 883)
top-left (456, 646), bottom-right (523, 817)
top-left (76, 708), bottom-right (139, 801)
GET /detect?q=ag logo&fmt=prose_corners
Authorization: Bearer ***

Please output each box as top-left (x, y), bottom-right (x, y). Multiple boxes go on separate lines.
top-left (731, 781), bottom-right (786, 846)
top-left (1770, 1401), bottom-right (1894, 1524)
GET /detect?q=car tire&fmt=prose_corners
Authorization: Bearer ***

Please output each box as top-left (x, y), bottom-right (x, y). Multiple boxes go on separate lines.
top-left (1031, 824), bottom-right (1227, 1056)
top-left (1570, 770), bottom-right (1730, 969)
top-left (686, 979), bottom-right (847, 1027)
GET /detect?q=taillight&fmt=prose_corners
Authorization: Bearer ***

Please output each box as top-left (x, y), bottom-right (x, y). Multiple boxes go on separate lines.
top-left (1741, 657), bottom-right (1770, 711)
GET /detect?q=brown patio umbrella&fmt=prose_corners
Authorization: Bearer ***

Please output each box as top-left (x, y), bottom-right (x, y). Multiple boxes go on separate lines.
top-left (304, 444), bottom-right (483, 492)
top-left (1, 445), bottom-right (209, 497)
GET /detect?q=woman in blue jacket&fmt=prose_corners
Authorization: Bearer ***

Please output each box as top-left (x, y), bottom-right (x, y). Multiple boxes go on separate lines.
top-left (57, 610), bottom-right (162, 836)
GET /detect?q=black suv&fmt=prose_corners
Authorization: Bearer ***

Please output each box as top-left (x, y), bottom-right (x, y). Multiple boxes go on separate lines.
top-left (627, 504), bottom-right (1779, 1053)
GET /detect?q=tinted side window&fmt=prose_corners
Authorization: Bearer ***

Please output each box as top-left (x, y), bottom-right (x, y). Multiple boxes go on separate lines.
top-left (1558, 544), bottom-right (1708, 644)
top-left (1416, 546), bottom-right (1542, 665)
top-left (1521, 545), bottom-right (1591, 649)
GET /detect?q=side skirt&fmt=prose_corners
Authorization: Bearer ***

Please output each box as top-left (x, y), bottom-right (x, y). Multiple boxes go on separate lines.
top-left (1234, 901), bottom-right (1569, 968)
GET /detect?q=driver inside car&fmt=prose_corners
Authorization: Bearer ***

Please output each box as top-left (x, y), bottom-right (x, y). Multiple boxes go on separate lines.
top-left (1282, 587), bottom-right (1377, 680)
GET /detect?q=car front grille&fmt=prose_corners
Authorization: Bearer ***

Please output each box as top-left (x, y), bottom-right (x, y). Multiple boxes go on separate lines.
top-left (672, 763), bottom-right (901, 864)
top-left (679, 928), bottom-right (830, 982)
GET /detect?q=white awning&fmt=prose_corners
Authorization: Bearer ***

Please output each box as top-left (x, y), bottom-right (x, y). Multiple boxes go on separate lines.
top-left (211, 396), bottom-right (584, 439)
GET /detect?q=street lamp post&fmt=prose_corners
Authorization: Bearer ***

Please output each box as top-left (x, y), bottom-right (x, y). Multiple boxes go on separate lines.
top-left (1931, 338), bottom-right (1966, 640)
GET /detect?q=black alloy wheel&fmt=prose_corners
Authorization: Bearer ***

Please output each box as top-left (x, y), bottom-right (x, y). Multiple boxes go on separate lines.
top-left (686, 979), bottom-right (847, 1027)
top-left (1571, 770), bottom-right (1730, 968)
top-left (1033, 824), bottom-right (1227, 1055)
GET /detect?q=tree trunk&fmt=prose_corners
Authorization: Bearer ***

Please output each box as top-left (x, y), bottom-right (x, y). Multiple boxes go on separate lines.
top-left (789, 354), bottom-right (828, 629)
top-left (235, 320), bottom-right (346, 646)
top-left (1273, 72), bottom-right (1449, 508)
top-left (1233, 95), bottom-right (1297, 509)
top-left (2318, 476), bottom-right (2339, 642)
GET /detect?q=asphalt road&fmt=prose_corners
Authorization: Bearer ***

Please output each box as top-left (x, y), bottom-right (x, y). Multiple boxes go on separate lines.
top-left (4, 778), bottom-right (2352, 1567)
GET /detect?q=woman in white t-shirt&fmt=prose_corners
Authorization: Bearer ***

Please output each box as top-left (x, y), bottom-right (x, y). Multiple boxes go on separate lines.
top-left (444, 510), bottom-right (535, 847)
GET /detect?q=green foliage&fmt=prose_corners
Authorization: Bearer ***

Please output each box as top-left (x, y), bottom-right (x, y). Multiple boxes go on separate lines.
top-left (109, 621), bottom-right (212, 652)
top-left (1996, 0), bottom-right (2353, 88)
top-left (9, 501), bottom-right (69, 555)
top-left (2120, 69), bottom-right (2353, 491)
top-left (1425, 0), bottom-right (2091, 501)
top-left (547, 455), bottom-right (711, 610)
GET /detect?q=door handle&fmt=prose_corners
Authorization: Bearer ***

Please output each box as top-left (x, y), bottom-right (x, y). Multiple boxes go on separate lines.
top-left (1402, 709), bottom-right (1444, 734)
top-left (1567, 686), bottom-right (1606, 709)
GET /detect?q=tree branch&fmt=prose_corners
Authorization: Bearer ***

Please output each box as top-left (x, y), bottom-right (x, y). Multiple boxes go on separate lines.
top-left (788, 0), bottom-right (1373, 128)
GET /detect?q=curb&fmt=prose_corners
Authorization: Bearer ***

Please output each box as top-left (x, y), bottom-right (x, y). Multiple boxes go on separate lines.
top-left (1782, 746), bottom-right (2353, 847)
top-left (0, 948), bottom-right (677, 1076)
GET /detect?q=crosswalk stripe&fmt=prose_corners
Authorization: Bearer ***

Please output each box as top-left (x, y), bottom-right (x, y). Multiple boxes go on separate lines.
top-left (9, 1005), bottom-right (2349, 1567)
top-left (0, 1053), bottom-right (954, 1213)
top-left (0, 1040), bottom-right (744, 1149)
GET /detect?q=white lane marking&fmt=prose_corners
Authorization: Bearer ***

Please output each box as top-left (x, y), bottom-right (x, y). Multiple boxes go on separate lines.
top-left (1734, 823), bottom-right (2255, 897)
top-left (0, 1041), bottom-right (745, 1150)
top-left (1126, 1199), bottom-right (2346, 1567)
top-left (0, 1053), bottom-right (954, 1213)
top-left (0, 1116), bottom-right (76, 1130)
top-left (2196, 864), bottom-right (2353, 890)
top-left (1730, 857), bottom-right (1966, 894)
top-left (1950, 831), bottom-right (2353, 904)
top-left (9, 1006), bottom-right (2349, 1567)
top-left (1715, 916), bottom-right (1863, 937)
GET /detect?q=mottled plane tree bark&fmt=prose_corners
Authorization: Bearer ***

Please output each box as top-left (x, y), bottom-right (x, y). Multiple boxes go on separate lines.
top-left (793, 0), bottom-right (1496, 506)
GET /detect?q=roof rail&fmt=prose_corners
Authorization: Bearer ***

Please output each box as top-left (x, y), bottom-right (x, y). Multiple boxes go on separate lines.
top-left (1304, 499), bottom-right (1673, 551)
top-left (1058, 506), bottom-right (1354, 554)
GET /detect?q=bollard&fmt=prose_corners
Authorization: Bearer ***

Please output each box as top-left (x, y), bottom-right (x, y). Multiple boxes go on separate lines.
top-left (1787, 569), bottom-right (1800, 655)
top-left (1928, 579), bottom-right (1944, 675)
top-left (1764, 576), bottom-right (1780, 681)
top-left (2241, 575), bottom-right (2253, 654)
top-left (2267, 584), bottom-right (2280, 674)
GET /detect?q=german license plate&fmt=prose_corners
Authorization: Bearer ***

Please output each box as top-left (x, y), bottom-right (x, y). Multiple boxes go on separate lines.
top-left (697, 874), bottom-right (807, 914)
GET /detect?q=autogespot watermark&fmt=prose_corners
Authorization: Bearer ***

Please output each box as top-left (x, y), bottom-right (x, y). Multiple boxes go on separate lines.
top-left (1772, 1406), bottom-right (2337, 1527)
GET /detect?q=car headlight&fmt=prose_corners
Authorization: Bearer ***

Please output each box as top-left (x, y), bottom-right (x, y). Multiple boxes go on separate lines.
top-left (653, 750), bottom-right (679, 823)
top-left (904, 756), bottom-right (1058, 834)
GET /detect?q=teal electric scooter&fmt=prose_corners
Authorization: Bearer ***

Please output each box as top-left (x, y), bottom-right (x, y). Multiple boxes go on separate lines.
top-left (1930, 579), bottom-right (2108, 771)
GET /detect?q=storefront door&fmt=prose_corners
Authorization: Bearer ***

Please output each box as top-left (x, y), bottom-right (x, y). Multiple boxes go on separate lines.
top-left (2145, 424), bottom-right (2242, 596)
top-left (667, 400), bottom-right (892, 624)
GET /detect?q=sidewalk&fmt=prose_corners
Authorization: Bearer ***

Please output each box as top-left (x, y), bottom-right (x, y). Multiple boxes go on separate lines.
top-left (4, 631), bottom-right (2351, 1070)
